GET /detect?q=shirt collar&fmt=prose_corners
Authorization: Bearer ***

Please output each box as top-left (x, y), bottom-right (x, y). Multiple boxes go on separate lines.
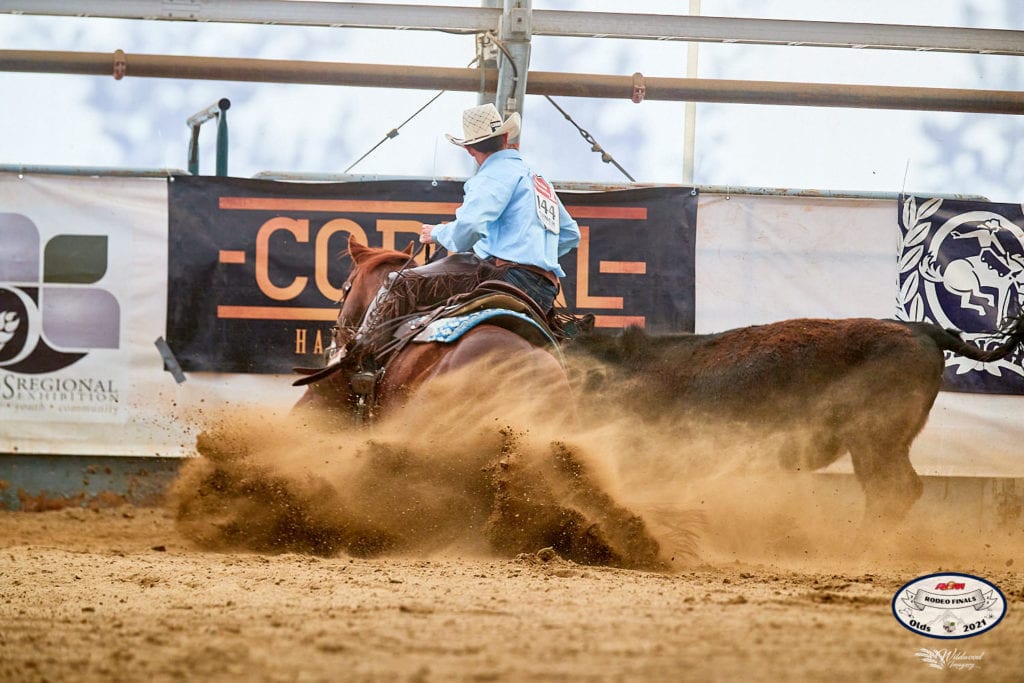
top-left (479, 148), bottom-right (521, 169)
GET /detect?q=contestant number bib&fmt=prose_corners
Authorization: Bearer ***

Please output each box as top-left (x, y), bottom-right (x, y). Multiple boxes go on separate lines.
top-left (532, 174), bottom-right (560, 234)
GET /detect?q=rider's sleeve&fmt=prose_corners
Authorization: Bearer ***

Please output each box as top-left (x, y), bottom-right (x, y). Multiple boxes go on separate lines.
top-left (556, 200), bottom-right (581, 257)
top-left (431, 173), bottom-right (514, 252)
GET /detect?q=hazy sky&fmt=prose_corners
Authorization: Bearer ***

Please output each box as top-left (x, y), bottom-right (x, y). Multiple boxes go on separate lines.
top-left (1, 1), bottom-right (1021, 201)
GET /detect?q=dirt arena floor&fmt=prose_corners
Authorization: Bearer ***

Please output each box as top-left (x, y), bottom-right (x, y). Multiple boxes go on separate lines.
top-left (3, 367), bottom-right (1023, 682)
top-left (1, 503), bottom-right (1021, 682)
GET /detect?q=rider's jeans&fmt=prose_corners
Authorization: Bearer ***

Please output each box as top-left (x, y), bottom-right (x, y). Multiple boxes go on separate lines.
top-left (500, 267), bottom-right (558, 313)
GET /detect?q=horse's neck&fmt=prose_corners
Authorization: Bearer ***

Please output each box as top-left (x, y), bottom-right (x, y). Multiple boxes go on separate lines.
top-left (344, 266), bottom-right (400, 327)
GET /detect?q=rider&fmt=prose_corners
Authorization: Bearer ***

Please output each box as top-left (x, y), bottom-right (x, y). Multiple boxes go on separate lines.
top-left (343, 104), bottom-right (581, 358)
top-left (419, 103), bottom-right (581, 314)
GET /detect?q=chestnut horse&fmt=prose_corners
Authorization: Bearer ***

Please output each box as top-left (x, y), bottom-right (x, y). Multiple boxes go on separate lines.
top-left (293, 236), bottom-right (573, 423)
top-left (291, 236), bottom-right (667, 569)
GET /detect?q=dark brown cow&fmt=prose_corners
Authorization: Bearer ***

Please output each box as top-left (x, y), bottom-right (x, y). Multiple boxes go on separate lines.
top-left (566, 316), bottom-right (1024, 523)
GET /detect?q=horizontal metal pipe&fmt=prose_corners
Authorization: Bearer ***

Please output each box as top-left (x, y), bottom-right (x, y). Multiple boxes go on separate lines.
top-left (526, 71), bottom-right (1024, 115)
top-left (0, 1), bottom-right (494, 32)
top-left (2, 49), bottom-right (1023, 115)
top-left (0, 164), bottom-right (186, 177)
top-left (0, 50), bottom-right (499, 89)
top-left (249, 172), bottom-right (989, 200)
top-left (532, 10), bottom-right (1024, 56)
top-left (1, 166), bottom-right (987, 201)
top-left (2, 1), bottom-right (1023, 55)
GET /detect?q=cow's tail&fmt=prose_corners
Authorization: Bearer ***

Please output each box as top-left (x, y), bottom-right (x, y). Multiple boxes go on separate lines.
top-left (912, 312), bottom-right (1024, 363)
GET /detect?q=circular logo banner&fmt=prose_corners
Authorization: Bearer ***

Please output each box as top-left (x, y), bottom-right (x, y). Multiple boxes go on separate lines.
top-left (892, 572), bottom-right (1006, 639)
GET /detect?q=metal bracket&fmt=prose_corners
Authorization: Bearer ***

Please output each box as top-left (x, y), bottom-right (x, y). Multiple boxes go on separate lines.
top-left (186, 98), bottom-right (231, 176)
top-left (154, 337), bottom-right (186, 384)
top-left (112, 49), bottom-right (126, 80)
top-left (161, 0), bottom-right (202, 20)
top-left (505, 7), bottom-right (532, 39)
top-left (631, 72), bottom-right (646, 103)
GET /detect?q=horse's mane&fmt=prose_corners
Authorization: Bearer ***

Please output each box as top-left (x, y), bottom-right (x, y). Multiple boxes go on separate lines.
top-left (351, 246), bottom-right (414, 276)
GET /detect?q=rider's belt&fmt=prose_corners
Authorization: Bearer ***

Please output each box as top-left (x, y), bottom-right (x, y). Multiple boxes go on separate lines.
top-left (489, 257), bottom-right (559, 287)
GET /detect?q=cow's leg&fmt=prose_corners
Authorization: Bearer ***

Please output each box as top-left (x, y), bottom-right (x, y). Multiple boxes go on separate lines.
top-left (848, 437), bottom-right (923, 525)
top-left (843, 377), bottom-right (933, 527)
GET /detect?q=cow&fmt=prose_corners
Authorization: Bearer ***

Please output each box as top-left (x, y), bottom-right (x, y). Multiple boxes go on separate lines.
top-left (564, 316), bottom-right (1024, 524)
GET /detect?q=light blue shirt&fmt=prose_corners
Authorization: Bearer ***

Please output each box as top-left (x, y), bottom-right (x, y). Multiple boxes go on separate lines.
top-left (430, 149), bottom-right (581, 277)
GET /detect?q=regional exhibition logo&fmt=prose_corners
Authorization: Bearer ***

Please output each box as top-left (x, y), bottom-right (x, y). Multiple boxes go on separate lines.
top-left (0, 212), bottom-right (120, 374)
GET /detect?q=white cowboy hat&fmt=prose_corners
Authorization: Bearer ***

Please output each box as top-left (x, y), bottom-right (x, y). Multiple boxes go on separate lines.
top-left (445, 103), bottom-right (521, 146)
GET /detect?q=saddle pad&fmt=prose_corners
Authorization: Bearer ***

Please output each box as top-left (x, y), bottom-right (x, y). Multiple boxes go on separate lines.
top-left (411, 308), bottom-right (559, 351)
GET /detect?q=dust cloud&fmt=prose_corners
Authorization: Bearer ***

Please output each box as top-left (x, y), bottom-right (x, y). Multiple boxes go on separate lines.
top-left (170, 357), bottom-right (669, 569)
top-left (170, 353), bottom-right (1024, 574)
top-left (569, 351), bottom-right (1024, 573)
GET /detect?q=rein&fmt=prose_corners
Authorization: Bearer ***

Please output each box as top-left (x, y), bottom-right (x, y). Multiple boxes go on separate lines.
top-left (371, 242), bottom-right (425, 312)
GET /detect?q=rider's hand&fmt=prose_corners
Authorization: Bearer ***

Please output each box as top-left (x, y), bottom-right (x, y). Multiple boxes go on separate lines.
top-left (419, 224), bottom-right (435, 244)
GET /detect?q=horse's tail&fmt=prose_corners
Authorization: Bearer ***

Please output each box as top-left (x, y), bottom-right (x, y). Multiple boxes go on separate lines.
top-left (902, 312), bottom-right (1024, 363)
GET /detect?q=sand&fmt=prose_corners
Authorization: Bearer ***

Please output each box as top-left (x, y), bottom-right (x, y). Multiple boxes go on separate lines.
top-left (1, 504), bottom-right (1021, 682)
top-left (2, 362), bottom-right (1022, 682)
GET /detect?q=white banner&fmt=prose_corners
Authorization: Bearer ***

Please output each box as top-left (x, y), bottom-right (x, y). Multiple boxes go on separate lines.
top-left (696, 194), bottom-right (1024, 478)
top-left (0, 174), bottom-right (302, 457)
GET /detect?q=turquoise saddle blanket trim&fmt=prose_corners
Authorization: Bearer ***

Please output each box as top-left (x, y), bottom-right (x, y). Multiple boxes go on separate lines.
top-left (411, 308), bottom-right (559, 350)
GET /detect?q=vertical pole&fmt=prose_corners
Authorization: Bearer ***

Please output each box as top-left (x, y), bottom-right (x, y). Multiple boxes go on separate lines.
top-left (478, 0), bottom-right (500, 106)
top-left (496, 0), bottom-right (531, 143)
top-left (682, 0), bottom-right (701, 185)
top-left (187, 126), bottom-right (201, 175)
top-left (215, 98), bottom-right (231, 177)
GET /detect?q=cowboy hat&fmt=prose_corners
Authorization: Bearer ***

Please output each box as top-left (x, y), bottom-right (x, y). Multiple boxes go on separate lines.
top-left (445, 103), bottom-right (521, 146)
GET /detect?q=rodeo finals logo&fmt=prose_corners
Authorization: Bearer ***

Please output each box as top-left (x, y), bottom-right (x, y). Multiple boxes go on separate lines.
top-left (0, 212), bottom-right (122, 419)
top-left (892, 572), bottom-right (1006, 640)
top-left (897, 196), bottom-right (1024, 393)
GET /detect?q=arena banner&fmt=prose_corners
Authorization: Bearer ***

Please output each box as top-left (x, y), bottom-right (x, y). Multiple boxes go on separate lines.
top-left (166, 175), bottom-right (697, 374)
top-left (1, 180), bottom-right (137, 425)
top-left (0, 173), bottom-right (204, 458)
top-left (897, 196), bottom-right (1024, 395)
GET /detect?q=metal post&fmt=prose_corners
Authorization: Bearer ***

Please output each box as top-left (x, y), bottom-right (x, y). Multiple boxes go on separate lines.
top-left (185, 97), bottom-right (230, 176)
top-left (682, 0), bottom-right (700, 185)
top-left (477, 0), bottom-right (499, 106)
top-left (187, 125), bottom-right (201, 175)
top-left (215, 99), bottom-right (229, 176)
top-left (495, 0), bottom-right (531, 140)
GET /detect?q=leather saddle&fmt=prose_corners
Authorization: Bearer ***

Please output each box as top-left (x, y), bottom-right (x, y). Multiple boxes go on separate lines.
top-left (391, 279), bottom-right (557, 350)
top-left (292, 276), bottom-right (556, 388)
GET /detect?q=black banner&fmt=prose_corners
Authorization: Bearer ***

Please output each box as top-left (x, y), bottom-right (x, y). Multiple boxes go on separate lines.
top-left (167, 175), bottom-right (697, 373)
